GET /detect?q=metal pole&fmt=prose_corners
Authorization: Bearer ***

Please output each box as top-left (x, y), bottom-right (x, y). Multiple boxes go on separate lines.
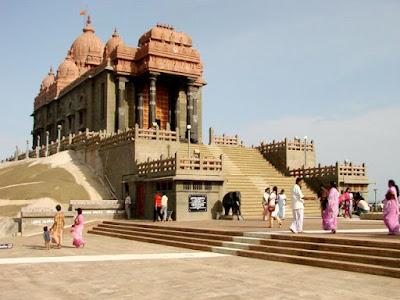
top-left (57, 125), bottom-right (62, 153)
top-left (304, 136), bottom-right (308, 167)
top-left (374, 189), bottom-right (377, 211)
top-left (26, 140), bottom-right (29, 159)
top-left (187, 124), bottom-right (191, 158)
top-left (45, 131), bottom-right (49, 157)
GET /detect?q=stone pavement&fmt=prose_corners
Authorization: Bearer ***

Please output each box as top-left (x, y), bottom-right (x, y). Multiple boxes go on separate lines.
top-left (0, 217), bottom-right (399, 299)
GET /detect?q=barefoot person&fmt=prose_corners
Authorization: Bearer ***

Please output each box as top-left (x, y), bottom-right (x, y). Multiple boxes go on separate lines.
top-left (268, 186), bottom-right (282, 228)
top-left (50, 205), bottom-right (65, 249)
top-left (289, 178), bottom-right (315, 234)
top-left (72, 208), bottom-right (85, 247)
top-left (322, 181), bottom-right (339, 234)
top-left (383, 180), bottom-right (400, 235)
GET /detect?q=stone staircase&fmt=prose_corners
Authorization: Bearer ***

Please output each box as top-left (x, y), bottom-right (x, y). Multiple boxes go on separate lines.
top-left (179, 144), bottom-right (320, 219)
top-left (89, 221), bottom-right (400, 278)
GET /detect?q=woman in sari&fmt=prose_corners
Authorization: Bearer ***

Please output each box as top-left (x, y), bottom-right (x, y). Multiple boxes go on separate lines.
top-left (322, 181), bottom-right (339, 234)
top-left (72, 208), bottom-right (85, 247)
top-left (383, 180), bottom-right (399, 235)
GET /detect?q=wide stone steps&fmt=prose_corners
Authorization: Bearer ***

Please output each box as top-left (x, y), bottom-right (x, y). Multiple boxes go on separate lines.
top-left (179, 144), bottom-right (319, 219)
top-left (89, 221), bottom-right (400, 278)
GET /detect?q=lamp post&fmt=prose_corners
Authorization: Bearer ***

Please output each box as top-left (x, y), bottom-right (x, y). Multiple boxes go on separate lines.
top-left (57, 125), bottom-right (62, 153)
top-left (26, 140), bottom-right (29, 159)
top-left (45, 131), bottom-right (49, 157)
top-left (304, 136), bottom-right (308, 168)
top-left (187, 124), bottom-right (191, 157)
top-left (36, 135), bottom-right (40, 158)
top-left (374, 188), bottom-right (378, 212)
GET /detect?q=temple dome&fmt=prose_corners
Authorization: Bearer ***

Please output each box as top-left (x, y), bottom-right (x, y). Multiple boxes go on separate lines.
top-left (70, 16), bottom-right (104, 67)
top-left (56, 51), bottom-right (79, 81)
top-left (138, 24), bottom-right (192, 47)
top-left (40, 67), bottom-right (55, 91)
top-left (104, 28), bottom-right (124, 57)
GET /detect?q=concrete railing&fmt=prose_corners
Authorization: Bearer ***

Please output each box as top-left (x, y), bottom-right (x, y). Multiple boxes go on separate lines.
top-left (136, 153), bottom-right (223, 177)
top-left (259, 138), bottom-right (314, 154)
top-left (209, 127), bottom-right (244, 147)
top-left (7, 124), bottom-right (180, 162)
top-left (289, 162), bottom-right (367, 178)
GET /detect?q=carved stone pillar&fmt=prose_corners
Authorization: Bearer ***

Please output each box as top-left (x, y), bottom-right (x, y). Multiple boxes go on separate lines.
top-left (136, 86), bottom-right (144, 128)
top-left (174, 89), bottom-right (180, 132)
top-left (118, 77), bottom-right (128, 131)
top-left (148, 72), bottom-right (159, 128)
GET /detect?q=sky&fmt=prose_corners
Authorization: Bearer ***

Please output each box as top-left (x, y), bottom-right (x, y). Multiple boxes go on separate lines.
top-left (0, 0), bottom-right (399, 202)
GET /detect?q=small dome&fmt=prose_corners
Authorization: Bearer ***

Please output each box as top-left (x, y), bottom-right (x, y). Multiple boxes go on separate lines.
top-left (104, 28), bottom-right (125, 57)
top-left (56, 51), bottom-right (79, 81)
top-left (138, 24), bottom-right (192, 47)
top-left (70, 16), bottom-right (104, 67)
top-left (40, 67), bottom-right (55, 91)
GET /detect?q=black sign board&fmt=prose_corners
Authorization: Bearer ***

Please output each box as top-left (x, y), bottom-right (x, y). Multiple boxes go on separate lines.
top-left (188, 194), bottom-right (207, 212)
top-left (0, 244), bottom-right (13, 249)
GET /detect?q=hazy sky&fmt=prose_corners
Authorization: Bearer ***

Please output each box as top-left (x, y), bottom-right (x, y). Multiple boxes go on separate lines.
top-left (0, 1), bottom-right (399, 201)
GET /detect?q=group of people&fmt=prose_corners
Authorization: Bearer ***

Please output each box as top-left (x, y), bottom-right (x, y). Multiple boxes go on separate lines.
top-left (154, 192), bottom-right (169, 222)
top-left (43, 205), bottom-right (85, 250)
top-left (318, 179), bottom-right (399, 235)
top-left (262, 187), bottom-right (287, 228)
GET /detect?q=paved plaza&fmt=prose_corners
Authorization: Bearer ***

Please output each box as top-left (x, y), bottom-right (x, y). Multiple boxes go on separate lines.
top-left (0, 218), bottom-right (399, 299)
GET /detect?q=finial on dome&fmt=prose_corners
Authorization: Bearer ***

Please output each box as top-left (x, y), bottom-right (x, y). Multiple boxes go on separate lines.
top-left (112, 27), bottom-right (119, 37)
top-left (83, 15), bottom-right (95, 33)
top-left (49, 67), bottom-right (53, 75)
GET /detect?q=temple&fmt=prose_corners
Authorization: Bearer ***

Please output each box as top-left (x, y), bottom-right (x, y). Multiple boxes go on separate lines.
top-left (27, 17), bottom-right (370, 222)
top-left (33, 17), bottom-right (204, 146)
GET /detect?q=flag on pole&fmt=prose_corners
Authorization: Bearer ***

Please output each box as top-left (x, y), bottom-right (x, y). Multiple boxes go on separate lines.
top-left (80, 10), bottom-right (86, 16)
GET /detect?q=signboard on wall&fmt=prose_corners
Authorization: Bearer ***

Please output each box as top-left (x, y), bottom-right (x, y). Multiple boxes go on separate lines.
top-left (188, 194), bottom-right (207, 212)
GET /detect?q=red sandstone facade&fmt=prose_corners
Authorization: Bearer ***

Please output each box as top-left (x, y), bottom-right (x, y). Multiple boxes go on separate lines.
top-left (33, 17), bottom-right (205, 146)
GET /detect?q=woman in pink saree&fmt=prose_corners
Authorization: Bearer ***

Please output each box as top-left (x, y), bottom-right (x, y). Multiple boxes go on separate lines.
top-left (322, 181), bottom-right (339, 234)
top-left (72, 208), bottom-right (85, 247)
top-left (383, 180), bottom-right (399, 235)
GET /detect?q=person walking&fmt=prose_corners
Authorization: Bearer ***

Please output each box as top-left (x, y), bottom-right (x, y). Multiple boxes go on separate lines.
top-left (339, 188), bottom-right (351, 218)
top-left (262, 187), bottom-right (270, 221)
top-left (268, 186), bottom-right (282, 228)
top-left (125, 193), bottom-right (132, 220)
top-left (277, 189), bottom-right (287, 220)
top-left (317, 184), bottom-right (328, 218)
top-left (383, 180), bottom-right (400, 235)
top-left (50, 205), bottom-right (65, 249)
top-left (153, 192), bottom-right (162, 222)
top-left (43, 226), bottom-right (51, 250)
top-left (322, 181), bottom-right (340, 234)
top-left (71, 208), bottom-right (85, 248)
top-left (160, 193), bottom-right (168, 222)
top-left (289, 178), bottom-right (315, 234)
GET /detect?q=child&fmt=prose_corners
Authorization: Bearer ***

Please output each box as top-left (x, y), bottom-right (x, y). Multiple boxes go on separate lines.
top-left (43, 226), bottom-right (50, 250)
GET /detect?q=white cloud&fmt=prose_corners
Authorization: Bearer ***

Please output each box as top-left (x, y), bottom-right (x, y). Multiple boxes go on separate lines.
top-left (239, 104), bottom-right (400, 202)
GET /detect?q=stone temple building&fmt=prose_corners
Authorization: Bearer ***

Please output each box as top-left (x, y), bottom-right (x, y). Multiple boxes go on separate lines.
top-left (28, 17), bottom-right (369, 222)
top-left (33, 16), bottom-right (205, 146)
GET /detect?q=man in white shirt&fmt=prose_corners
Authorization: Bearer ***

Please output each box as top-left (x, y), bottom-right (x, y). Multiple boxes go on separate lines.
top-left (125, 193), bottom-right (132, 219)
top-left (160, 193), bottom-right (169, 222)
top-left (289, 178), bottom-right (315, 233)
top-left (356, 199), bottom-right (370, 216)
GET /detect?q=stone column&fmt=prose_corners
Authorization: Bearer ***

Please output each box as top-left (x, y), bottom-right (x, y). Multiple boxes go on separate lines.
top-left (148, 72), bottom-right (159, 128)
top-left (136, 86), bottom-right (144, 128)
top-left (118, 77), bottom-right (128, 131)
top-left (174, 89), bottom-right (180, 134)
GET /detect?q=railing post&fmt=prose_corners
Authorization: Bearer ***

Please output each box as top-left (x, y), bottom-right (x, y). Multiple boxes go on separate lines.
top-left (45, 131), bottom-right (49, 157)
top-left (134, 123), bottom-right (139, 140)
top-left (156, 125), bottom-right (159, 140)
top-left (350, 162), bottom-right (353, 176)
top-left (175, 127), bottom-right (180, 143)
top-left (223, 133), bottom-right (226, 145)
top-left (362, 163), bottom-right (366, 176)
top-left (15, 146), bottom-right (19, 161)
top-left (199, 153), bottom-right (204, 170)
top-left (220, 154), bottom-right (224, 172)
top-left (26, 140), bottom-right (29, 159)
top-left (175, 152), bottom-right (180, 170)
top-left (209, 127), bottom-right (215, 145)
